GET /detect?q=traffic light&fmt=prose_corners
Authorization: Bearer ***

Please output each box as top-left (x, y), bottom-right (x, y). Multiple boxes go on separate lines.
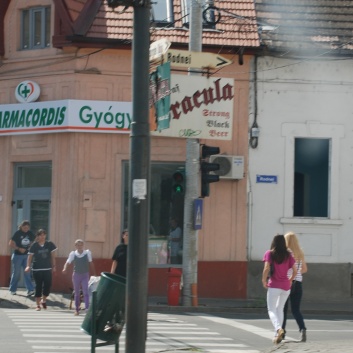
top-left (200, 145), bottom-right (220, 197)
top-left (172, 170), bottom-right (185, 196)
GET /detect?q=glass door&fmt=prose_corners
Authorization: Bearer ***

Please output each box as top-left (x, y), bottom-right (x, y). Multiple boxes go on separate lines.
top-left (12, 162), bottom-right (52, 236)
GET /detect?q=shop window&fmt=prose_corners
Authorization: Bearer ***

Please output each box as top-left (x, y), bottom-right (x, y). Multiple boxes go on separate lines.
top-left (294, 138), bottom-right (329, 217)
top-left (123, 162), bottom-right (185, 266)
top-left (21, 7), bottom-right (51, 50)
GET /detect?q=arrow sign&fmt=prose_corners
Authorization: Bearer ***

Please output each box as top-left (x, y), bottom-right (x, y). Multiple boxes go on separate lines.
top-left (149, 38), bottom-right (171, 61)
top-left (163, 49), bottom-right (232, 69)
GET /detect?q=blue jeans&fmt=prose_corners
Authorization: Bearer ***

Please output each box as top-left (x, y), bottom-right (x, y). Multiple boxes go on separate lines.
top-left (283, 281), bottom-right (306, 332)
top-left (9, 253), bottom-right (34, 292)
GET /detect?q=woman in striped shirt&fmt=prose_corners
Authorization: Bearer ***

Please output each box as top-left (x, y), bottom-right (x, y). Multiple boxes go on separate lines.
top-left (283, 232), bottom-right (308, 342)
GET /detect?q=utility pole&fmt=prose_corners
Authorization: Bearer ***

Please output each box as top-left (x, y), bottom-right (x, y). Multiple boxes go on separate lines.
top-left (182, 0), bottom-right (202, 307)
top-left (125, 1), bottom-right (150, 353)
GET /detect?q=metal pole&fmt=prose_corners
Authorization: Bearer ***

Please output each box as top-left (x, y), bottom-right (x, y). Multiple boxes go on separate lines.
top-left (125, 1), bottom-right (151, 352)
top-left (182, 0), bottom-right (202, 307)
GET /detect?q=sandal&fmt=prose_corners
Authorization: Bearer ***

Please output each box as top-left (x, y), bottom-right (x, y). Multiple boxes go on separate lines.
top-left (35, 305), bottom-right (41, 311)
top-left (41, 301), bottom-right (47, 309)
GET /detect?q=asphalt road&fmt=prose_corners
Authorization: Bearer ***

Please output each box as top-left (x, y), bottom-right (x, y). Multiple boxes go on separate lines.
top-left (1, 308), bottom-right (353, 353)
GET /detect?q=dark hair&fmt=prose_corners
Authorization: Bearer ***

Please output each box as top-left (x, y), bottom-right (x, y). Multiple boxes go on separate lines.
top-left (270, 234), bottom-right (291, 263)
top-left (121, 229), bottom-right (128, 244)
top-left (36, 229), bottom-right (47, 236)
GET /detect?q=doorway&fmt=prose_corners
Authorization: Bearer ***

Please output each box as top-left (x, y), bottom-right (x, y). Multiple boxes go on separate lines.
top-left (12, 162), bottom-right (52, 236)
top-left (11, 162), bottom-right (52, 288)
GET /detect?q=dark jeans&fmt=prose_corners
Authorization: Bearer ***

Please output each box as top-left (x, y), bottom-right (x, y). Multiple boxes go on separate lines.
top-left (283, 281), bottom-right (306, 332)
top-left (33, 270), bottom-right (52, 298)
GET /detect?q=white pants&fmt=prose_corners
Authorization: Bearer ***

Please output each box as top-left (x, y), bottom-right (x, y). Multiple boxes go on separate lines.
top-left (267, 287), bottom-right (291, 334)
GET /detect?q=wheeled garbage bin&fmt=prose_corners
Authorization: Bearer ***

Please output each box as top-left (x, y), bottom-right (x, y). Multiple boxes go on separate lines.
top-left (81, 272), bottom-right (126, 342)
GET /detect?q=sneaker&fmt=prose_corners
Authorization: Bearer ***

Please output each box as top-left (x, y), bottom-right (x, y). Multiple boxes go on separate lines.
top-left (74, 311), bottom-right (79, 316)
top-left (275, 328), bottom-right (285, 344)
top-left (10, 291), bottom-right (16, 295)
top-left (27, 290), bottom-right (35, 297)
top-left (300, 329), bottom-right (307, 342)
top-left (35, 306), bottom-right (41, 311)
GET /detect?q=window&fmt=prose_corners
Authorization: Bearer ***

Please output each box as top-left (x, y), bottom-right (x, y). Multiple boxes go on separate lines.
top-left (281, 122), bottom-right (343, 225)
top-left (17, 164), bottom-right (52, 188)
top-left (294, 138), bottom-right (329, 217)
top-left (123, 162), bottom-right (185, 266)
top-left (21, 7), bottom-right (51, 50)
top-left (151, 0), bottom-right (174, 27)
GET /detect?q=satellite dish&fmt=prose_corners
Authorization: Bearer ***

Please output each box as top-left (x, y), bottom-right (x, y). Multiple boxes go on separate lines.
top-left (212, 156), bottom-right (231, 176)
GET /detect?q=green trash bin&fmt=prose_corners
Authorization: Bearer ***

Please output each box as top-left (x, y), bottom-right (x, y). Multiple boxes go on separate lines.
top-left (81, 272), bottom-right (126, 342)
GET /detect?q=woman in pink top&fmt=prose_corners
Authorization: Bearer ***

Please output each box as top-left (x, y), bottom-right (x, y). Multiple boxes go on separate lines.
top-left (262, 234), bottom-right (297, 344)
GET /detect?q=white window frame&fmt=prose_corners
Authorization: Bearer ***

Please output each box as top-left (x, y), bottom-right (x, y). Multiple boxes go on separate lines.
top-left (281, 122), bottom-right (344, 224)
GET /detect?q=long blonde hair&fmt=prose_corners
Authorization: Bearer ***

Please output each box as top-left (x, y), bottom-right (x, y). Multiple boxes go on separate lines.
top-left (284, 232), bottom-right (304, 262)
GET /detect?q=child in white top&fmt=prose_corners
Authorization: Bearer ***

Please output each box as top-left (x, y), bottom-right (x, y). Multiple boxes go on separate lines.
top-left (62, 239), bottom-right (95, 315)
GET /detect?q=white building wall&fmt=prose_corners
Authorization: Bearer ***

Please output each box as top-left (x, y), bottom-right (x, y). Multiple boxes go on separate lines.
top-left (248, 57), bottom-right (353, 265)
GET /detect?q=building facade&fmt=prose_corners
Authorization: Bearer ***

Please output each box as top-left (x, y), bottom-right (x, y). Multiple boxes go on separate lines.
top-left (248, 0), bottom-right (353, 301)
top-left (0, 0), bottom-right (259, 298)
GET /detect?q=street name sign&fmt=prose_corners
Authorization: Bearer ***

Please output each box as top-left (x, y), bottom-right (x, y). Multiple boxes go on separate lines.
top-left (163, 49), bottom-right (232, 69)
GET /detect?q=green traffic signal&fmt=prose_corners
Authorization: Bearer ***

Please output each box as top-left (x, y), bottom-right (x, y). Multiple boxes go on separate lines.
top-left (174, 184), bottom-right (183, 193)
top-left (172, 171), bottom-right (184, 194)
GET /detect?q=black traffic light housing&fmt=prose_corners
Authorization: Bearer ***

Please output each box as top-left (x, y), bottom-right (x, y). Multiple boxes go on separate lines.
top-left (171, 170), bottom-right (185, 199)
top-left (200, 145), bottom-right (220, 197)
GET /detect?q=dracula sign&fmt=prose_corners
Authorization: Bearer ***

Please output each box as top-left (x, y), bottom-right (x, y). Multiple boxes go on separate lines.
top-left (150, 75), bottom-right (234, 140)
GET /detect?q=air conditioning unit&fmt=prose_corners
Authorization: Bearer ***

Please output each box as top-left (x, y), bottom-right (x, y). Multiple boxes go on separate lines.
top-left (209, 155), bottom-right (244, 180)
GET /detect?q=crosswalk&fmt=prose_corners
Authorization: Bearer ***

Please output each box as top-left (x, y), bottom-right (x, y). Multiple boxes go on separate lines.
top-left (4, 309), bottom-right (261, 353)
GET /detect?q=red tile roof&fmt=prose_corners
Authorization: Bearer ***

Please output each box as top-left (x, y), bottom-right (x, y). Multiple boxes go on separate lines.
top-left (57, 0), bottom-right (260, 49)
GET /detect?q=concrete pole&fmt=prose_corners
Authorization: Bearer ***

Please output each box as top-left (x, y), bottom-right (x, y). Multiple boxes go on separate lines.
top-left (182, 0), bottom-right (202, 307)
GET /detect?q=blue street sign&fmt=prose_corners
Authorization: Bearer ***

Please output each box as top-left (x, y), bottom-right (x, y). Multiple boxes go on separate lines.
top-left (193, 199), bottom-right (203, 230)
top-left (256, 175), bottom-right (278, 184)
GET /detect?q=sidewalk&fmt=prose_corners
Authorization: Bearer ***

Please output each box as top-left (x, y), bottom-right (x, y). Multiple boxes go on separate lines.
top-left (2, 287), bottom-right (353, 314)
top-left (262, 340), bottom-right (353, 353)
top-left (1, 287), bottom-right (353, 353)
